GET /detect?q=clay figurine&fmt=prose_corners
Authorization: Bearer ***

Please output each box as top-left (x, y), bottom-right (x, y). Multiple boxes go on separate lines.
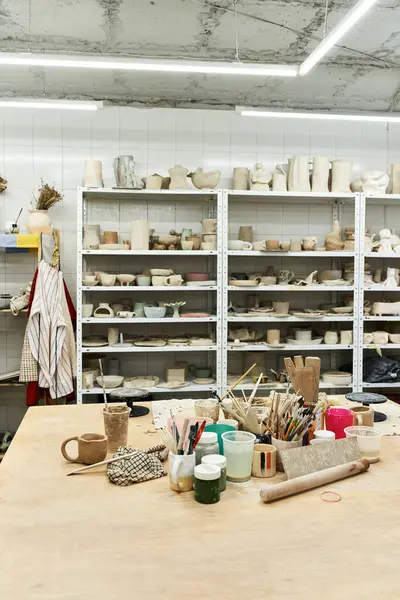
top-left (383, 267), bottom-right (398, 288)
top-left (168, 165), bottom-right (189, 189)
top-left (377, 229), bottom-right (393, 253)
top-left (189, 168), bottom-right (221, 189)
top-left (361, 171), bottom-right (389, 195)
top-left (325, 220), bottom-right (344, 251)
top-left (250, 163), bottom-right (272, 191)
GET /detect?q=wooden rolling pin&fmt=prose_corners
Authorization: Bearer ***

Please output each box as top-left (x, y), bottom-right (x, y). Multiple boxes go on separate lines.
top-left (260, 458), bottom-right (370, 503)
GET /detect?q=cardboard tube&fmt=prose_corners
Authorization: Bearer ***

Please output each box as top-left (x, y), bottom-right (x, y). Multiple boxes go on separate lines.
top-left (260, 458), bottom-right (370, 503)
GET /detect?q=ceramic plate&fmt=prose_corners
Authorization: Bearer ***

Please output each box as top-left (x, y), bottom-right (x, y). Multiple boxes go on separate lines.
top-left (167, 341), bottom-right (189, 346)
top-left (321, 280), bottom-right (351, 286)
top-left (82, 336), bottom-right (108, 347)
top-left (98, 244), bottom-right (130, 251)
top-left (186, 280), bottom-right (217, 286)
top-left (286, 338), bottom-right (323, 345)
top-left (181, 312), bottom-right (211, 318)
top-left (156, 381), bottom-right (189, 389)
top-left (123, 376), bottom-right (159, 388)
top-left (332, 307), bottom-right (353, 314)
top-left (192, 377), bottom-right (215, 385)
top-left (293, 312), bottom-right (323, 319)
top-left (134, 340), bottom-right (167, 347)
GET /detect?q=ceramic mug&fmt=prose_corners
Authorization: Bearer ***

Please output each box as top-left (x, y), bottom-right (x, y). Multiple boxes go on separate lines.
top-left (278, 270), bottom-right (294, 285)
top-left (251, 444), bottom-right (277, 478)
top-left (151, 275), bottom-right (166, 286)
top-left (228, 240), bottom-right (253, 251)
top-left (136, 275), bottom-right (151, 286)
top-left (266, 240), bottom-right (280, 251)
top-left (181, 240), bottom-right (194, 250)
top-left (260, 276), bottom-right (277, 286)
top-left (290, 239), bottom-right (302, 252)
top-left (61, 433), bottom-right (108, 465)
top-left (324, 331), bottom-right (338, 345)
top-left (273, 301), bottom-right (289, 314)
top-left (351, 406), bottom-right (374, 427)
top-left (133, 302), bottom-right (145, 317)
top-left (82, 304), bottom-right (94, 318)
top-left (165, 274), bottom-right (184, 286)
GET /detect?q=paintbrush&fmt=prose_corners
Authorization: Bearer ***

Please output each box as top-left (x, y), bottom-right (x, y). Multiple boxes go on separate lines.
top-left (98, 359), bottom-right (108, 409)
top-left (192, 420), bottom-right (207, 451)
top-left (177, 418), bottom-right (189, 455)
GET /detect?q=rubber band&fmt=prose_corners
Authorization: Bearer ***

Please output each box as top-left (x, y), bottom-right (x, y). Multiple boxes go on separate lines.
top-left (320, 491), bottom-right (342, 503)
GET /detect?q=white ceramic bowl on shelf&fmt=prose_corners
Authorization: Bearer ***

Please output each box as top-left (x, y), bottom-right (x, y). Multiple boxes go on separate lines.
top-left (95, 375), bottom-right (124, 389)
top-left (321, 371), bottom-right (352, 385)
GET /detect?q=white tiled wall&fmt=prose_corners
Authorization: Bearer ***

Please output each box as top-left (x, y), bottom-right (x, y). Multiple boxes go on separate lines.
top-left (0, 106), bottom-right (399, 431)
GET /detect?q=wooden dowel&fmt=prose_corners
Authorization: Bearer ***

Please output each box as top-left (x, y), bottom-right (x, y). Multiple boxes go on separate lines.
top-left (221, 363), bottom-right (256, 401)
top-left (66, 452), bottom-right (137, 476)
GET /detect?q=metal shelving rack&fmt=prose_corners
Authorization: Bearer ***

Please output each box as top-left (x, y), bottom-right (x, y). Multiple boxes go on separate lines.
top-left (77, 187), bottom-right (223, 403)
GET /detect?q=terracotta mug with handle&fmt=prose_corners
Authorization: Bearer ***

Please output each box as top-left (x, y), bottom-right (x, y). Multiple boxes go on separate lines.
top-left (351, 406), bottom-right (374, 427)
top-left (61, 433), bottom-right (108, 465)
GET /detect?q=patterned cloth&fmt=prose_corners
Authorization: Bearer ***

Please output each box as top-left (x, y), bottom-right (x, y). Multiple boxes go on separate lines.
top-left (19, 328), bottom-right (38, 382)
top-left (107, 445), bottom-right (168, 486)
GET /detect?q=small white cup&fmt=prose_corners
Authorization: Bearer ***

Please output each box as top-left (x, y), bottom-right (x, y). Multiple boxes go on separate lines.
top-left (82, 304), bottom-right (94, 318)
top-left (314, 430), bottom-right (335, 441)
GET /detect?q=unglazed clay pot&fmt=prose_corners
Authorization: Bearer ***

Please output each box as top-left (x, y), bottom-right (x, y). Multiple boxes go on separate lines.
top-left (331, 160), bottom-right (352, 193)
top-left (168, 165), bottom-right (189, 189)
top-left (233, 167), bottom-right (250, 190)
top-left (131, 220), bottom-right (149, 250)
top-left (324, 331), bottom-right (338, 345)
top-left (288, 156), bottom-right (310, 192)
top-left (84, 159), bottom-right (103, 187)
top-left (312, 156), bottom-right (329, 192)
top-left (26, 210), bottom-right (51, 234)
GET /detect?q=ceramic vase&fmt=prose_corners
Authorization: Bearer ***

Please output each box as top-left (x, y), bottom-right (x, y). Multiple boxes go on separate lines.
top-left (239, 226), bottom-right (253, 243)
top-left (113, 155), bottom-right (142, 188)
top-left (272, 172), bottom-right (287, 191)
top-left (331, 160), bottom-right (352, 192)
top-left (144, 174), bottom-right (163, 189)
top-left (233, 167), bottom-right (250, 190)
top-left (324, 331), bottom-right (338, 345)
top-left (312, 156), bottom-right (329, 192)
top-left (391, 164), bottom-right (400, 194)
top-left (26, 210), bottom-right (52, 234)
top-left (288, 156), bottom-right (310, 192)
top-left (168, 165), bottom-right (189, 189)
top-left (131, 220), bottom-right (149, 250)
top-left (84, 160), bottom-right (103, 187)
top-left (83, 224), bottom-right (100, 249)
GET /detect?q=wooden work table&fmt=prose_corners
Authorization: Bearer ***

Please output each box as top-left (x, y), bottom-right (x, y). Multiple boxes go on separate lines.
top-left (1, 403), bottom-right (400, 599)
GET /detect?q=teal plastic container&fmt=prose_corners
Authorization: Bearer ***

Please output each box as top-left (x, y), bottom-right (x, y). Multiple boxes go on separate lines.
top-left (204, 423), bottom-right (236, 454)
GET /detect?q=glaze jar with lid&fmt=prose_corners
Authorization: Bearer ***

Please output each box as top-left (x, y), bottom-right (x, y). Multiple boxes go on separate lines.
top-left (202, 454), bottom-right (227, 491)
top-left (195, 432), bottom-right (219, 465)
top-left (194, 464), bottom-right (221, 504)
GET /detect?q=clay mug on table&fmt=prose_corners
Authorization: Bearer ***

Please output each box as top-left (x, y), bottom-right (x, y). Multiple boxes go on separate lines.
top-left (302, 236), bottom-right (317, 251)
top-left (251, 444), bottom-right (276, 478)
top-left (165, 274), bottom-right (184, 286)
top-left (151, 275), bottom-right (166, 286)
top-left (61, 433), bottom-right (108, 465)
top-left (351, 406), bottom-right (374, 427)
top-left (266, 240), bottom-right (280, 251)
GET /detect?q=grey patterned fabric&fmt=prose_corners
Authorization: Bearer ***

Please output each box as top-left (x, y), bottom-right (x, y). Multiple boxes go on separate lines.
top-left (107, 445), bottom-right (167, 486)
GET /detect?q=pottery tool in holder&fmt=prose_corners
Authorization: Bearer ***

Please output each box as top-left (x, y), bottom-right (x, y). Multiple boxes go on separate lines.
top-left (284, 356), bottom-right (320, 403)
top-left (221, 363), bottom-right (257, 402)
top-left (98, 359), bottom-right (108, 409)
top-left (265, 391), bottom-right (325, 441)
top-left (260, 458), bottom-right (370, 503)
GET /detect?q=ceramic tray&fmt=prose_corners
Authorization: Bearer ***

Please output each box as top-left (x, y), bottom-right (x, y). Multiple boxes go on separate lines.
top-left (82, 336), bottom-right (108, 347)
top-left (229, 280), bottom-right (260, 287)
top-left (134, 339), bottom-right (167, 347)
top-left (286, 337), bottom-right (323, 345)
top-left (98, 244), bottom-right (130, 251)
top-left (186, 280), bottom-right (216, 286)
top-left (156, 381), bottom-right (189, 389)
top-left (123, 376), bottom-right (159, 388)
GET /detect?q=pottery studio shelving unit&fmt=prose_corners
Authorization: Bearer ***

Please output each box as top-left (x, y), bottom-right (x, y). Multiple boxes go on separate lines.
top-left (222, 190), bottom-right (362, 396)
top-left (76, 188), bottom-right (223, 404)
top-left (359, 194), bottom-right (400, 397)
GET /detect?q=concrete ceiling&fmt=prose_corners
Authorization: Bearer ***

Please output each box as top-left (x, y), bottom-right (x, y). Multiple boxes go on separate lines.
top-left (0, 0), bottom-right (399, 111)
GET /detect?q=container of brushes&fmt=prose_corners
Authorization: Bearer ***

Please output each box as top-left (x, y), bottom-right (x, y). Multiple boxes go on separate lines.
top-left (168, 452), bottom-right (195, 492)
top-left (271, 436), bottom-right (303, 472)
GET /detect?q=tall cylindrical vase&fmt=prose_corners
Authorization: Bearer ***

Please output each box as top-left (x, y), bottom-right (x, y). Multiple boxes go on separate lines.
top-left (26, 209), bottom-right (52, 234)
top-left (131, 220), bottom-right (149, 250)
top-left (312, 156), bottom-right (329, 192)
top-left (288, 156), bottom-right (310, 192)
top-left (331, 160), bottom-right (352, 192)
top-left (84, 160), bottom-right (103, 187)
top-left (233, 168), bottom-right (250, 190)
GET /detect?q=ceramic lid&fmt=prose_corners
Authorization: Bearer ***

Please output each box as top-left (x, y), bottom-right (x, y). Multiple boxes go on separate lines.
top-left (194, 464), bottom-right (221, 481)
top-left (202, 454), bottom-right (226, 468)
top-left (198, 432), bottom-right (218, 445)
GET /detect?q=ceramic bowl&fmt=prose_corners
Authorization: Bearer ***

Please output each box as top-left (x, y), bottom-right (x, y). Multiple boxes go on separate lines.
top-left (389, 333), bottom-right (400, 344)
top-left (186, 273), bottom-right (209, 282)
top-left (318, 269), bottom-right (342, 282)
top-left (100, 274), bottom-right (117, 286)
top-left (95, 375), bottom-right (124, 388)
top-left (322, 371), bottom-right (352, 385)
top-left (150, 269), bottom-right (173, 276)
top-left (144, 305), bottom-right (167, 318)
top-left (82, 279), bottom-right (99, 286)
top-left (116, 274), bottom-right (135, 285)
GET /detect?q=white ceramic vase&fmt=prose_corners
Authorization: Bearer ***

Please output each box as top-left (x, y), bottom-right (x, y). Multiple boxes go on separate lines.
top-left (331, 160), bottom-right (352, 193)
top-left (233, 167), bottom-right (250, 190)
top-left (131, 220), bottom-right (149, 250)
top-left (272, 172), bottom-right (287, 191)
top-left (84, 159), bottom-right (103, 187)
top-left (288, 156), bottom-right (310, 192)
top-left (391, 164), bottom-right (400, 194)
top-left (312, 156), bottom-right (329, 192)
top-left (83, 224), bottom-right (100, 249)
top-left (113, 155), bottom-right (142, 188)
top-left (324, 331), bottom-right (338, 345)
top-left (26, 209), bottom-right (51, 234)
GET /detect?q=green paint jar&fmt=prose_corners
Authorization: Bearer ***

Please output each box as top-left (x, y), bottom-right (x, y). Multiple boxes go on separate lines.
top-left (201, 454), bottom-right (227, 492)
top-left (194, 464), bottom-right (221, 504)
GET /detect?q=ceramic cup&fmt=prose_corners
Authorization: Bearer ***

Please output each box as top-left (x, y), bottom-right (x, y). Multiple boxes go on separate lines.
top-left (181, 240), bottom-right (194, 250)
top-left (290, 239), bottom-right (302, 252)
top-left (82, 372), bottom-right (94, 389)
top-left (82, 304), bottom-right (94, 318)
top-left (266, 240), bottom-right (280, 250)
top-left (260, 276), bottom-right (277, 286)
top-left (251, 444), bottom-right (277, 478)
top-left (100, 273), bottom-right (117, 287)
top-left (325, 407), bottom-right (354, 440)
top-left (61, 433), bottom-right (108, 465)
top-left (228, 240), bottom-right (253, 251)
top-left (136, 275), bottom-right (151, 286)
top-left (239, 226), bottom-right (253, 243)
top-left (201, 242), bottom-right (216, 251)
top-left (165, 274), bottom-right (184, 286)
top-left (169, 452), bottom-right (196, 492)
top-left (340, 330), bottom-right (353, 345)
top-left (295, 329), bottom-right (312, 342)
top-left (272, 301), bottom-right (289, 314)
top-left (151, 275), bottom-right (166, 286)
top-left (103, 405), bottom-right (130, 452)
top-left (267, 329), bottom-right (280, 344)
top-left (313, 430), bottom-right (335, 441)
top-left (351, 406), bottom-right (374, 427)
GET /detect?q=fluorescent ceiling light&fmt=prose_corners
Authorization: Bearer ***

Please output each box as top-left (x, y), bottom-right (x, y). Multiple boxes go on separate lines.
top-left (0, 98), bottom-right (103, 110)
top-left (236, 106), bottom-right (400, 123)
top-left (299, 0), bottom-right (378, 76)
top-left (0, 52), bottom-right (298, 77)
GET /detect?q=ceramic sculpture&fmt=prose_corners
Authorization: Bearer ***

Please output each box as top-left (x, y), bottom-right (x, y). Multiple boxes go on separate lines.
top-left (377, 229), bottom-right (393, 253)
top-left (189, 168), bottom-right (221, 189)
top-left (143, 173), bottom-right (163, 189)
top-left (325, 220), bottom-right (344, 251)
top-left (372, 301), bottom-right (400, 316)
top-left (383, 268), bottom-right (398, 288)
top-left (168, 165), bottom-right (189, 189)
top-left (288, 156), bottom-right (310, 192)
top-left (361, 171), bottom-right (389, 195)
top-left (250, 163), bottom-right (272, 191)
top-left (233, 167), bottom-right (250, 190)
top-left (312, 156), bottom-right (329, 192)
top-left (114, 155), bottom-right (142, 188)
top-left (331, 160), bottom-right (352, 192)
top-left (84, 160), bottom-right (103, 187)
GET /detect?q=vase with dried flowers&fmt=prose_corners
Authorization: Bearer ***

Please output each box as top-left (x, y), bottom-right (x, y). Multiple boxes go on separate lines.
top-left (26, 180), bottom-right (63, 234)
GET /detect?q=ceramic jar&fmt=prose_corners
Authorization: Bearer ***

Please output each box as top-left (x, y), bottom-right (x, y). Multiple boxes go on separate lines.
top-left (113, 155), bottom-right (142, 188)
top-left (288, 156), bottom-right (310, 192)
top-left (272, 171), bottom-right (287, 191)
top-left (168, 165), bottom-right (189, 189)
top-left (372, 331), bottom-right (389, 344)
top-left (144, 174), bottom-right (163, 189)
top-left (131, 220), bottom-right (149, 250)
top-left (324, 331), bottom-right (338, 345)
top-left (84, 159), bottom-right (103, 187)
top-left (312, 156), bottom-right (329, 192)
top-left (83, 224), bottom-right (100, 249)
top-left (331, 160), bottom-right (352, 193)
top-left (340, 330), bottom-right (353, 345)
top-left (26, 210), bottom-right (52, 234)
top-left (233, 167), bottom-right (250, 190)
top-left (94, 303), bottom-right (115, 317)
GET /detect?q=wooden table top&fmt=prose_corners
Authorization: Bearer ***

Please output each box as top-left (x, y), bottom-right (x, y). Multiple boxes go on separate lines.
top-left (1, 403), bottom-right (400, 599)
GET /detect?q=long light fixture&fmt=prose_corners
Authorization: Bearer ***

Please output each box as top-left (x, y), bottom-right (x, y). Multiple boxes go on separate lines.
top-left (0, 52), bottom-right (297, 77)
top-left (299, 0), bottom-right (378, 76)
top-left (236, 106), bottom-right (400, 123)
top-left (0, 98), bottom-right (103, 110)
